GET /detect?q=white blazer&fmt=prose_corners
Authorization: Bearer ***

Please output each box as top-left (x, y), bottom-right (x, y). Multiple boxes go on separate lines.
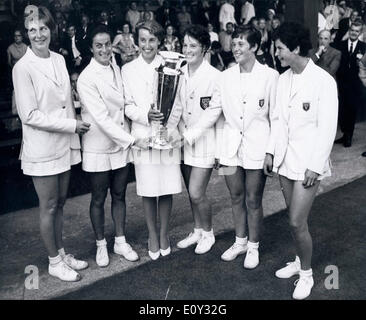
top-left (12, 47), bottom-right (80, 162)
top-left (121, 54), bottom-right (163, 140)
top-left (169, 60), bottom-right (221, 162)
top-left (77, 58), bottom-right (135, 154)
top-left (217, 61), bottom-right (279, 162)
top-left (269, 59), bottom-right (338, 175)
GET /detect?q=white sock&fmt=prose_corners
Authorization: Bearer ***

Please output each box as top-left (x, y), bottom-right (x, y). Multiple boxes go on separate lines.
top-left (58, 248), bottom-right (66, 257)
top-left (295, 256), bottom-right (301, 264)
top-left (115, 236), bottom-right (126, 244)
top-left (194, 228), bottom-right (203, 234)
top-left (247, 241), bottom-right (259, 250)
top-left (300, 268), bottom-right (313, 277)
top-left (202, 229), bottom-right (214, 237)
top-left (96, 238), bottom-right (107, 246)
top-left (49, 254), bottom-right (62, 266)
top-left (235, 236), bottom-right (248, 245)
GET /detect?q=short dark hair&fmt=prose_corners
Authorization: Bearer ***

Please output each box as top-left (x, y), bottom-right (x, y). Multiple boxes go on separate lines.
top-left (232, 25), bottom-right (261, 52)
top-left (88, 25), bottom-right (112, 48)
top-left (351, 18), bottom-right (364, 29)
top-left (136, 20), bottom-right (165, 42)
top-left (184, 24), bottom-right (211, 53)
top-left (273, 22), bottom-right (312, 57)
top-left (24, 5), bottom-right (56, 32)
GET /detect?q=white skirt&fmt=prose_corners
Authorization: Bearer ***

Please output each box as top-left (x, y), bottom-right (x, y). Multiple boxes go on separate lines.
top-left (82, 149), bottom-right (131, 172)
top-left (132, 148), bottom-right (182, 197)
top-left (22, 149), bottom-right (81, 176)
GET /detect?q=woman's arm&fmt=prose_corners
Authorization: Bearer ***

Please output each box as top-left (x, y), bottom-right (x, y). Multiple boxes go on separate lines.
top-left (77, 76), bottom-right (135, 149)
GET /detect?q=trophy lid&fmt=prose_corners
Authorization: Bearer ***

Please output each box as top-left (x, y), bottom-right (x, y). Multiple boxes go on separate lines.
top-left (159, 51), bottom-right (185, 63)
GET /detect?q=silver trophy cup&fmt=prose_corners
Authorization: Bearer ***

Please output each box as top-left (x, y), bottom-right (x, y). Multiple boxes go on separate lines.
top-left (150, 51), bottom-right (185, 150)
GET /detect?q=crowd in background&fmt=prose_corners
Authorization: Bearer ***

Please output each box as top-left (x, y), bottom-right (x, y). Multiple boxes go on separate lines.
top-left (3, 0), bottom-right (366, 148)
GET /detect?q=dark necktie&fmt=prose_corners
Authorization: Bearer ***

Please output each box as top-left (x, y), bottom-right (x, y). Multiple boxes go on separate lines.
top-left (350, 41), bottom-right (354, 54)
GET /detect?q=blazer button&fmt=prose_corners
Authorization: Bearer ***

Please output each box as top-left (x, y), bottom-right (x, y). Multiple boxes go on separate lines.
top-left (240, 116), bottom-right (243, 120)
top-left (120, 108), bottom-right (123, 111)
top-left (62, 106), bottom-right (66, 109)
top-left (185, 125), bottom-right (187, 129)
top-left (243, 101), bottom-right (246, 104)
top-left (188, 112), bottom-right (191, 115)
top-left (240, 131), bottom-right (243, 135)
top-left (121, 122), bottom-right (124, 126)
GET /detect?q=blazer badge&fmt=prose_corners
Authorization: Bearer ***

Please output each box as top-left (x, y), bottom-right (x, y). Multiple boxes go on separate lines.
top-left (200, 96), bottom-right (211, 110)
top-left (259, 99), bottom-right (265, 107)
top-left (303, 102), bottom-right (310, 111)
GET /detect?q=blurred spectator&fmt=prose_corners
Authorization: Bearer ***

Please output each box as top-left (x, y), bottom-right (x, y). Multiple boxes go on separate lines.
top-left (241, 0), bottom-right (255, 25)
top-left (53, 11), bottom-right (67, 51)
top-left (335, 20), bottom-right (366, 147)
top-left (162, 24), bottom-right (180, 52)
top-left (219, 21), bottom-right (234, 66)
top-left (256, 43), bottom-right (274, 68)
top-left (195, 0), bottom-right (213, 27)
top-left (125, 1), bottom-right (141, 33)
top-left (68, 0), bottom-right (84, 27)
top-left (7, 28), bottom-right (26, 129)
top-left (309, 29), bottom-right (341, 78)
top-left (156, 0), bottom-right (177, 29)
top-left (210, 40), bottom-right (225, 71)
top-left (7, 29), bottom-right (27, 69)
top-left (112, 22), bottom-right (138, 66)
top-left (140, 1), bottom-right (154, 21)
top-left (60, 22), bottom-right (90, 73)
top-left (208, 22), bottom-right (219, 43)
top-left (324, 0), bottom-right (340, 30)
top-left (257, 17), bottom-right (271, 53)
top-left (359, 53), bottom-right (366, 157)
top-left (70, 71), bottom-right (81, 114)
top-left (338, 0), bottom-right (352, 19)
top-left (249, 16), bottom-right (259, 30)
top-left (78, 12), bottom-right (91, 41)
top-left (266, 9), bottom-right (275, 32)
top-left (98, 9), bottom-right (116, 36)
top-left (219, 0), bottom-right (236, 31)
top-left (336, 7), bottom-right (359, 42)
top-left (177, 4), bottom-right (192, 36)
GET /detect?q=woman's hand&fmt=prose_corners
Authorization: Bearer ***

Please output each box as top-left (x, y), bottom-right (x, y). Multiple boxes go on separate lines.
top-left (263, 153), bottom-right (274, 177)
top-left (302, 169), bottom-right (319, 188)
top-left (75, 120), bottom-right (90, 135)
top-left (132, 137), bottom-right (150, 150)
top-left (148, 108), bottom-right (164, 122)
top-left (169, 131), bottom-right (184, 148)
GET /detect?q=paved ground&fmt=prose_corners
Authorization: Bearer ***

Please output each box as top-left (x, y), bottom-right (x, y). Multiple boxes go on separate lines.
top-left (0, 123), bottom-right (366, 300)
top-left (56, 176), bottom-right (366, 300)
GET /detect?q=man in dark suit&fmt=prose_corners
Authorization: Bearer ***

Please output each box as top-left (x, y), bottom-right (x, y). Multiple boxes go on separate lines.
top-left (309, 29), bottom-right (341, 78)
top-left (335, 20), bottom-right (366, 147)
top-left (359, 53), bottom-right (366, 157)
top-left (60, 22), bottom-right (90, 74)
top-left (155, 0), bottom-right (177, 28)
top-left (335, 8), bottom-right (359, 45)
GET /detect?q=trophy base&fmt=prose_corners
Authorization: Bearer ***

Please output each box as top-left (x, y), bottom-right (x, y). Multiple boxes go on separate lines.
top-left (149, 141), bottom-right (173, 150)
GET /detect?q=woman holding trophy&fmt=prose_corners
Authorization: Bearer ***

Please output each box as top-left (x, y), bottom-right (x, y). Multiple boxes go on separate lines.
top-left (171, 25), bottom-right (222, 255)
top-left (122, 20), bottom-right (182, 260)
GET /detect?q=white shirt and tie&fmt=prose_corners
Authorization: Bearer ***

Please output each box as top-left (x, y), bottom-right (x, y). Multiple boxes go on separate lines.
top-left (348, 39), bottom-right (358, 54)
top-left (71, 36), bottom-right (81, 59)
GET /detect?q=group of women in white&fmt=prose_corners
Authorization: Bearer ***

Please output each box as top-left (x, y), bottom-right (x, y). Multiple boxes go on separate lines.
top-left (13, 6), bottom-right (338, 300)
